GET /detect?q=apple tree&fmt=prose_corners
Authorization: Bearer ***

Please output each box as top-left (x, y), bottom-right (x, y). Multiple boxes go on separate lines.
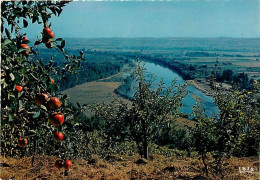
top-left (91, 62), bottom-right (187, 159)
top-left (192, 80), bottom-right (260, 177)
top-left (1, 1), bottom-right (86, 172)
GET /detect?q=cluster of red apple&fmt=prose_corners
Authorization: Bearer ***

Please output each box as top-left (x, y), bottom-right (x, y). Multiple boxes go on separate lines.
top-left (19, 36), bottom-right (30, 56)
top-left (35, 92), bottom-right (73, 170)
top-left (16, 83), bottom-right (72, 170)
top-left (15, 26), bottom-right (73, 170)
top-left (18, 27), bottom-right (55, 57)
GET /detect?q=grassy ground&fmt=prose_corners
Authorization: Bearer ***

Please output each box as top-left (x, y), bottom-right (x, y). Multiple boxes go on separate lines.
top-left (0, 154), bottom-right (258, 180)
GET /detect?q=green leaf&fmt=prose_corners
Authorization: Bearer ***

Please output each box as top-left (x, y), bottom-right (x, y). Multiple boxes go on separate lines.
top-left (76, 102), bottom-right (81, 108)
top-left (18, 91), bottom-right (23, 98)
top-left (5, 28), bottom-right (10, 39)
top-left (33, 111), bottom-right (41, 119)
top-left (23, 19), bottom-right (28, 28)
top-left (31, 49), bottom-right (37, 55)
top-left (49, 7), bottom-right (57, 15)
top-left (56, 45), bottom-right (62, 52)
top-left (80, 51), bottom-right (84, 56)
top-left (1, 78), bottom-right (5, 85)
top-left (55, 38), bottom-right (63, 41)
top-left (8, 114), bottom-right (13, 121)
top-left (64, 108), bottom-right (73, 112)
top-left (34, 40), bottom-right (42, 45)
top-left (10, 94), bottom-right (15, 99)
top-left (18, 48), bottom-right (27, 53)
top-left (28, 130), bottom-right (36, 136)
top-left (57, 8), bottom-right (62, 16)
top-left (18, 100), bottom-right (23, 110)
top-left (4, 39), bottom-right (11, 45)
top-left (3, 81), bottom-right (7, 89)
top-left (21, 68), bottom-right (26, 75)
top-left (9, 73), bottom-right (15, 81)
top-left (32, 15), bottom-right (37, 23)
top-left (27, 111), bottom-right (36, 114)
top-left (61, 40), bottom-right (65, 48)
top-left (40, 105), bottom-right (47, 111)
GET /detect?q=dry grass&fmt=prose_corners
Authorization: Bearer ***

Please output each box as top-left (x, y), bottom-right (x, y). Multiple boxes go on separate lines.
top-left (174, 117), bottom-right (195, 128)
top-left (62, 63), bottom-right (134, 106)
top-left (0, 155), bottom-right (258, 180)
top-left (62, 64), bottom-right (133, 117)
top-left (63, 81), bottom-right (129, 105)
top-left (63, 81), bottom-right (132, 117)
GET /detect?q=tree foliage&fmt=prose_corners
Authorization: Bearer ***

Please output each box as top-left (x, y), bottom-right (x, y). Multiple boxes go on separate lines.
top-left (1, 1), bottom-right (87, 167)
top-left (192, 80), bottom-right (260, 176)
top-left (91, 62), bottom-right (187, 159)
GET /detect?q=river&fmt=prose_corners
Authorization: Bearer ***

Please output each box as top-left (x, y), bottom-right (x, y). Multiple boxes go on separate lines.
top-left (127, 61), bottom-right (218, 116)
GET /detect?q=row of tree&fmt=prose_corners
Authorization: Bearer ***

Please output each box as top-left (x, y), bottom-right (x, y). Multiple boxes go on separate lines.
top-left (214, 70), bottom-right (258, 90)
top-left (59, 61), bottom-right (124, 91)
top-left (185, 51), bottom-right (260, 58)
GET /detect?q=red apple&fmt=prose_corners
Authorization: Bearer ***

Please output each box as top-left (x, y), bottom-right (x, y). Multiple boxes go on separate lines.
top-left (18, 138), bottom-right (27, 147)
top-left (15, 85), bottom-right (23, 92)
top-left (49, 32), bottom-right (55, 39)
top-left (20, 43), bottom-right (30, 50)
top-left (51, 78), bottom-right (55, 84)
top-left (22, 36), bottom-right (29, 42)
top-left (43, 27), bottom-right (52, 34)
top-left (54, 132), bottom-right (64, 141)
top-left (49, 112), bottom-right (64, 126)
top-left (47, 97), bottom-right (61, 109)
top-left (43, 27), bottom-right (54, 39)
top-left (20, 43), bottom-right (30, 55)
top-left (64, 160), bottom-right (72, 170)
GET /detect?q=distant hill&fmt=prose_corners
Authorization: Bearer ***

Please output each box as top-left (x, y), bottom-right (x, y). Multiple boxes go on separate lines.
top-left (62, 37), bottom-right (260, 53)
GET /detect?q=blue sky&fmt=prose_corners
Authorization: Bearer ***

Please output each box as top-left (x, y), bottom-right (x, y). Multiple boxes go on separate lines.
top-left (23, 0), bottom-right (260, 38)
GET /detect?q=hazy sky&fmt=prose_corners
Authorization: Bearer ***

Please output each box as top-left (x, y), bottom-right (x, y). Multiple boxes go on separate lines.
top-left (24, 0), bottom-right (260, 38)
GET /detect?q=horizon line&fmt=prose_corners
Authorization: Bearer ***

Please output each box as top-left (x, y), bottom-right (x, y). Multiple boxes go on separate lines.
top-left (28, 36), bottom-right (260, 39)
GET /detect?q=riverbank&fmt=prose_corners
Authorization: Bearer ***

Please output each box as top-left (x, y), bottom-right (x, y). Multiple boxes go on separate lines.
top-left (187, 78), bottom-right (232, 97)
top-left (186, 79), bottom-right (213, 96)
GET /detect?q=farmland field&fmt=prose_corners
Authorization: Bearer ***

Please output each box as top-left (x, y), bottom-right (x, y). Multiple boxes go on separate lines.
top-left (64, 37), bottom-right (260, 80)
top-left (62, 63), bottom-right (134, 116)
top-left (60, 38), bottom-right (260, 110)
top-left (61, 38), bottom-right (260, 105)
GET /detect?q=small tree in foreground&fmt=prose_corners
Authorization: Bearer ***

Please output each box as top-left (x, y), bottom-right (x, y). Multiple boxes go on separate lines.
top-left (92, 63), bottom-right (187, 159)
top-left (192, 80), bottom-right (260, 178)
